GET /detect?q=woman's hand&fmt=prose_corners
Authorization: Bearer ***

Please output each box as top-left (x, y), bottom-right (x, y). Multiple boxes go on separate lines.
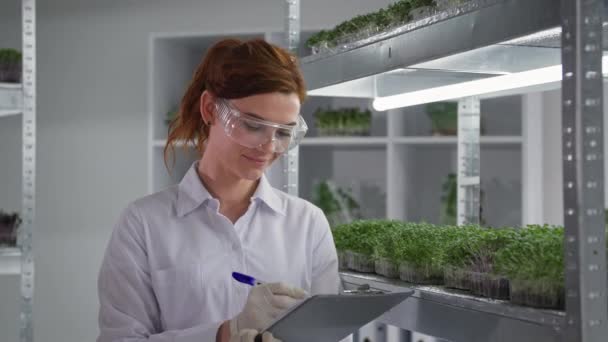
top-left (230, 330), bottom-right (282, 342)
top-left (229, 282), bottom-right (307, 336)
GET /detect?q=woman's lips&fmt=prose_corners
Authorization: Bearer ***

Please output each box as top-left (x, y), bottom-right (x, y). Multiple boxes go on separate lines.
top-left (243, 155), bottom-right (269, 165)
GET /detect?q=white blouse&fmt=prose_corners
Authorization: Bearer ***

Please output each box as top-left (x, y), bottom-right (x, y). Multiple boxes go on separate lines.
top-left (97, 161), bottom-right (340, 342)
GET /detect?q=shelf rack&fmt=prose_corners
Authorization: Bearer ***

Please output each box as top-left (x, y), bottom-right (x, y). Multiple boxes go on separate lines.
top-left (341, 271), bottom-right (564, 342)
top-left (300, 0), bottom-right (608, 341)
top-left (0, 1), bottom-right (36, 342)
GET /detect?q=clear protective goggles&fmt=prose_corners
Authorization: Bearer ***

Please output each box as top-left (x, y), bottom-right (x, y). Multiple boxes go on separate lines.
top-left (214, 98), bottom-right (308, 153)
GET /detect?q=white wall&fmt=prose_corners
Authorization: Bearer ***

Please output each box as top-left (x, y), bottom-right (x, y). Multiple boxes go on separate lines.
top-left (535, 86), bottom-right (608, 227)
top-left (0, 1), bottom-right (394, 341)
top-left (540, 89), bottom-right (564, 226)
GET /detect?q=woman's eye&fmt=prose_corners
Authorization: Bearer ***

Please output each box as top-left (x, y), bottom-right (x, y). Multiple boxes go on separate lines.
top-left (243, 121), bottom-right (262, 131)
top-left (276, 129), bottom-right (292, 138)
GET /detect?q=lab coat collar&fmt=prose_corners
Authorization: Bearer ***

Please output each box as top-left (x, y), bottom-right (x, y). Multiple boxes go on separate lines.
top-left (251, 173), bottom-right (286, 216)
top-left (177, 161), bottom-right (285, 217)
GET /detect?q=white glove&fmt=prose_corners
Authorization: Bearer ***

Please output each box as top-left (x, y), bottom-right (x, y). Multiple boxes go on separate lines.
top-left (229, 329), bottom-right (282, 342)
top-left (229, 282), bottom-right (307, 336)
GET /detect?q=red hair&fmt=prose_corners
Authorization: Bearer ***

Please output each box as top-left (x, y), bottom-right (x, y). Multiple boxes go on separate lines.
top-left (164, 38), bottom-right (307, 170)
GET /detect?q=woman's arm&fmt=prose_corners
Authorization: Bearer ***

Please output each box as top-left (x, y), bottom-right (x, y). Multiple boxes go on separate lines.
top-left (97, 204), bottom-right (224, 342)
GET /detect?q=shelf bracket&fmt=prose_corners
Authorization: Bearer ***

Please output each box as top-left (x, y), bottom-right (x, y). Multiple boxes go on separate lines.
top-left (20, 1), bottom-right (36, 342)
top-left (282, 0), bottom-right (300, 196)
top-left (561, 0), bottom-right (608, 340)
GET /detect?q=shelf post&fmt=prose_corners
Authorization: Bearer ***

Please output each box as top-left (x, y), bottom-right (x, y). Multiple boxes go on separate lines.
top-left (457, 97), bottom-right (481, 225)
top-left (282, 0), bottom-right (300, 196)
top-left (561, 0), bottom-right (608, 340)
top-left (20, 0), bottom-right (36, 342)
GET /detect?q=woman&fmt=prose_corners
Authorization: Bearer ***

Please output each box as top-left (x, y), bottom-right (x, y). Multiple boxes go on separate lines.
top-left (97, 38), bottom-right (341, 342)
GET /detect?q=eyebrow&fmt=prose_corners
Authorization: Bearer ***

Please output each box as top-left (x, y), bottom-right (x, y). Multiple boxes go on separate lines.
top-left (243, 111), bottom-right (297, 126)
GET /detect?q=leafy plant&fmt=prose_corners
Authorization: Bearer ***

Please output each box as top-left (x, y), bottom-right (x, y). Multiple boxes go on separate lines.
top-left (165, 108), bottom-right (179, 126)
top-left (494, 225), bottom-right (564, 284)
top-left (306, 0), bottom-right (439, 50)
top-left (312, 180), bottom-right (361, 227)
top-left (0, 49), bottom-right (22, 64)
top-left (426, 102), bottom-right (457, 135)
top-left (389, 222), bottom-right (453, 270)
top-left (0, 210), bottom-right (22, 247)
top-left (440, 173), bottom-right (457, 225)
top-left (0, 48), bottom-right (22, 83)
top-left (332, 220), bottom-right (387, 256)
top-left (314, 107), bottom-right (372, 136)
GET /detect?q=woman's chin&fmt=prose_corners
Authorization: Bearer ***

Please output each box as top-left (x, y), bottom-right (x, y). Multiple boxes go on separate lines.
top-left (238, 167), bottom-right (265, 181)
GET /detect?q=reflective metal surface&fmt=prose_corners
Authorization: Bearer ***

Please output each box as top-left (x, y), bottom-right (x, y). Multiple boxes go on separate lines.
top-left (341, 271), bottom-right (564, 342)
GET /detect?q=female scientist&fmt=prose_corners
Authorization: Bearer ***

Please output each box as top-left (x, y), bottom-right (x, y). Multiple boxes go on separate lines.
top-left (97, 38), bottom-right (341, 342)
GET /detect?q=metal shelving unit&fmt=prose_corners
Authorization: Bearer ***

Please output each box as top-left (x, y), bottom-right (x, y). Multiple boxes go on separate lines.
top-left (0, 1), bottom-right (36, 342)
top-left (341, 271), bottom-right (564, 341)
top-left (300, 0), bottom-right (608, 341)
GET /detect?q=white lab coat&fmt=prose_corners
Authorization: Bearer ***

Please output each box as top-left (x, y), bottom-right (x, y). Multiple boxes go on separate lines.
top-left (97, 161), bottom-right (344, 342)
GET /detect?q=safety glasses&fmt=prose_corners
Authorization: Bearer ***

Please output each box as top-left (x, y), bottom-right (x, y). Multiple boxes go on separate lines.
top-left (214, 98), bottom-right (308, 153)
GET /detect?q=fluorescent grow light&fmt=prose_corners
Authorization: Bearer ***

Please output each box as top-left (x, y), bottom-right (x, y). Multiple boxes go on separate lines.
top-left (372, 56), bottom-right (608, 111)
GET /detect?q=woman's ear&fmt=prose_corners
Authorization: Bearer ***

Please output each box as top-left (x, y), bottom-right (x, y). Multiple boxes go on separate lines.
top-left (200, 90), bottom-right (215, 125)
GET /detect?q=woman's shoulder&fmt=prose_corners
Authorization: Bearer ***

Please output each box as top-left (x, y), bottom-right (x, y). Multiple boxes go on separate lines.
top-left (271, 188), bottom-right (326, 221)
top-left (120, 185), bottom-right (180, 221)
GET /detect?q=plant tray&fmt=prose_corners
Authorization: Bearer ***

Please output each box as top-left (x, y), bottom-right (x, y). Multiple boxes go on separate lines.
top-left (345, 250), bottom-right (375, 273)
top-left (337, 250), bottom-right (349, 270)
top-left (374, 258), bottom-right (399, 279)
top-left (399, 262), bottom-right (444, 285)
top-left (317, 127), bottom-right (371, 137)
top-left (509, 279), bottom-right (564, 310)
top-left (0, 65), bottom-right (21, 83)
top-left (443, 266), bottom-right (472, 291)
top-left (469, 271), bottom-right (510, 300)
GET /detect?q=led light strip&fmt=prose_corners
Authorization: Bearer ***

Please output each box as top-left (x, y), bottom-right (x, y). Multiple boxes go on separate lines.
top-left (372, 57), bottom-right (608, 110)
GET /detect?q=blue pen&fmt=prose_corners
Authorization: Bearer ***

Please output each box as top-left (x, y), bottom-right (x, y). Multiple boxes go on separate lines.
top-left (232, 272), bottom-right (264, 286)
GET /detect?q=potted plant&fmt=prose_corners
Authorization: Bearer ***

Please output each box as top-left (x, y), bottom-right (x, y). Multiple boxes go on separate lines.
top-left (331, 223), bottom-right (353, 270)
top-left (409, 0), bottom-right (437, 20)
top-left (333, 220), bottom-right (387, 273)
top-left (466, 228), bottom-right (514, 300)
top-left (0, 211), bottom-right (21, 247)
top-left (0, 49), bottom-right (22, 83)
top-left (306, 0), bottom-right (444, 54)
top-left (393, 223), bottom-right (447, 285)
top-left (314, 107), bottom-right (371, 136)
top-left (443, 225), bottom-right (482, 290)
top-left (372, 220), bottom-right (404, 279)
top-left (165, 108), bottom-right (179, 126)
top-left (426, 102), bottom-right (458, 136)
top-left (442, 225), bottom-right (513, 299)
top-left (495, 225), bottom-right (565, 309)
top-left (312, 180), bottom-right (361, 227)
top-left (440, 173), bottom-right (457, 225)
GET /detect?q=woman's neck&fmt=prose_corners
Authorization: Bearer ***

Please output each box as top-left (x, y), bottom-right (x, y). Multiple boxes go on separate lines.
top-left (197, 156), bottom-right (258, 211)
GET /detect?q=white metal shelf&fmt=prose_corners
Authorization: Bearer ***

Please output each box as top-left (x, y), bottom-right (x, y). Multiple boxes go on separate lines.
top-left (301, 0), bottom-right (566, 98)
top-left (0, 110), bottom-right (22, 118)
top-left (301, 136), bottom-right (388, 146)
top-left (392, 136), bottom-right (522, 145)
top-left (0, 83), bottom-right (22, 90)
top-left (152, 139), bottom-right (194, 148)
top-left (0, 248), bottom-right (22, 276)
top-left (341, 271), bottom-right (563, 342)
top-left (153, 136), bottom-right (523, 147)
top-left (300, 0), bottom-right (608, 340)
top-left (0, 83), bottom-right (23, 118)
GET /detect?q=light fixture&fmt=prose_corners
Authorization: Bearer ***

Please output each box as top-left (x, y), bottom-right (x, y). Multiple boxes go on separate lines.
top-left (372, 56), bottom-right (608, 111)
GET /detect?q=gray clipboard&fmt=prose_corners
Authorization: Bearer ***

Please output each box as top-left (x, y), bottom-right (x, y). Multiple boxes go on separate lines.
top-left (261, 290), bottom-right (414, 342)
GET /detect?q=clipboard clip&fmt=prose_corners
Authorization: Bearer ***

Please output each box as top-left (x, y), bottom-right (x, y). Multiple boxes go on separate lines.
top-left (342, 283), bottom-right (385, 295)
